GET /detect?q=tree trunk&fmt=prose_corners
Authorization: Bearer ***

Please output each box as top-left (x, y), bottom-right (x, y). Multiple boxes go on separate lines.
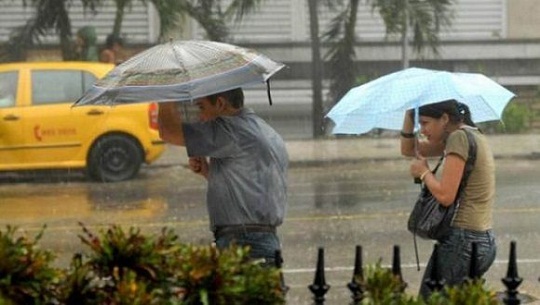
top-left (113, 1), bottom-right (127, 37)
top-left (401, 0), bottom-right (409, 69)
top-left (308, 0), bottom-right (324, 138)
top-left (58, 6), bottom-right (73, 60)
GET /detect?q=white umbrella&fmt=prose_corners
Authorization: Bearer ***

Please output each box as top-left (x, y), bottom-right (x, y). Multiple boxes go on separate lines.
top-left (326, 67), bottom-right (516, 135)
top-left (74, 40), bottom-right (285, 106)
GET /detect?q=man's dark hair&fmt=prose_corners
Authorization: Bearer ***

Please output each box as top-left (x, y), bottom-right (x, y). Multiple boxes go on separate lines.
top-left (105, 34), bottom-right (123, 49)
top-left (208, 88), bottom-right (244, 109)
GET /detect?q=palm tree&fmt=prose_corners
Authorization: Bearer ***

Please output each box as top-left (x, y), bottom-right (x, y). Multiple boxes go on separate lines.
top-left (318, 0), bottom-right (454, 128)
top-left (0, 0), bottom-right (103, 61)
top-left (0, 0), bottom-right (265, 62)
top-left (178, 0), bottom-right (264, 42)
top-left (148, 0), bottom-right (186, 41)
top-left (107, 0), bottom-right (266, 43)
top-left (107, 0), bottom-right (183, 41)
top-left (369, 0), bottom-right (454, 68)
top-left (307, 0), bottom-right (346, 138)
top-left (307, 0), bottom-right (323, 137)
top-left (322, 0), bottom-right (360, 114)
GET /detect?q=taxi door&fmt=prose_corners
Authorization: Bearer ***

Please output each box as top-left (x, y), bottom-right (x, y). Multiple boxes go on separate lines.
top-left (0, 70), bottom-right (26, 168)
top-left (23, 68), bottom-right (110, 167)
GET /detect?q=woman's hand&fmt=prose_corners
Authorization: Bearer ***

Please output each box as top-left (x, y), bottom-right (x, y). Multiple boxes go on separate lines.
top-left (410, 154), bottom-right (430, 179)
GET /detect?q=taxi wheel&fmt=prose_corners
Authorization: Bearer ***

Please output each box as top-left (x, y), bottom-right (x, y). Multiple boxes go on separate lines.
top-left (87, 135), bottom-right (144, 182)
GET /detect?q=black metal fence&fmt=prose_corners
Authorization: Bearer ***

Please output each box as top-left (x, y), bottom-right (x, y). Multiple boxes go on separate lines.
top-left (274, 241), bottom-right (529, 305)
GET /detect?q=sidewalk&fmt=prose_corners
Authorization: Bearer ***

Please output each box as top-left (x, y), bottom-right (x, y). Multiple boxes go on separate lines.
top-left (153, 133), bottom-right (540, 304)
top-left (154, 133), bottom-right (540, 168)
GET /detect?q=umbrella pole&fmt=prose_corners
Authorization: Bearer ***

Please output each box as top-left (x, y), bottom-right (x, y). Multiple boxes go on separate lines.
top-left (414, 106), bottom-right (422, 184)
top-left (413, 105), bottom-right (420, 155)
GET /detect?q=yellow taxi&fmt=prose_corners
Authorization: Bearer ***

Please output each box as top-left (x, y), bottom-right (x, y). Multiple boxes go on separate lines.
top-left (0, 62), bottom-right (165, 182)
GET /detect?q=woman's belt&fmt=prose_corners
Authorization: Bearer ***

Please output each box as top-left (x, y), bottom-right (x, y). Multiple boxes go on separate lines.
top-left (214, 224), bottom-right (276, 239)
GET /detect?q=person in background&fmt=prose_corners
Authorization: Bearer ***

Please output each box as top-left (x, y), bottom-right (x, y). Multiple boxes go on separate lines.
top-left (400, 100), bottom-right (497, 299)
top-left (75, 26), bottom-right (99, 61)
top-left (100, 34), bottom-right (125, 65)
top-left (157, 87), bottom-right (289, 266)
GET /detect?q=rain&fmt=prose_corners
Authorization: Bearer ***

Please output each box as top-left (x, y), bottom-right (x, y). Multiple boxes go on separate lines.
top-left (2, 1), bottom-right (540, 304)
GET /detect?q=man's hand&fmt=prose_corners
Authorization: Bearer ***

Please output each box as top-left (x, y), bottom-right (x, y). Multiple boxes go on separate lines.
top-left (189, 156), bottom-right (209, 178)
top-left (158, 102), bottom-right (185, 146)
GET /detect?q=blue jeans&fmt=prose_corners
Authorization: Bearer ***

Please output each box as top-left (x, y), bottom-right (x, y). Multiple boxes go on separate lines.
top-left (214, 231), bottom-right (281, 267)
top-left (419, 227), bottom-right (497, 299)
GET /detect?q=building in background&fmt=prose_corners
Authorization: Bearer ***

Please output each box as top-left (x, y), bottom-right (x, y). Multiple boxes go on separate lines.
top-left (1, 0), bottom-right (539, 137)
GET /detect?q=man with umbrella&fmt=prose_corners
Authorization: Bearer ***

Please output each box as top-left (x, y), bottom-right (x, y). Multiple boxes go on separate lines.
top-left (158, 87), bottom-right (289, 266)
top-left (74, 39), bottom-right (289, 265)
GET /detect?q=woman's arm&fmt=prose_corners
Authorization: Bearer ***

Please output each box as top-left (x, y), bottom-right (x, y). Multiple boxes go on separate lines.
top-left (400, 110), bottom-right (418, 157)
top-left (400, 110), bottom-right (445, 157)
top-left (411, 153), bottom-right (465, 206)
top-left (158, 102), bottom-right (185, 146)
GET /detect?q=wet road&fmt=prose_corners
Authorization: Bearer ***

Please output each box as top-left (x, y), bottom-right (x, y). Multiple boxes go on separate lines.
top-left (1, 158), bottom-right (540, 304)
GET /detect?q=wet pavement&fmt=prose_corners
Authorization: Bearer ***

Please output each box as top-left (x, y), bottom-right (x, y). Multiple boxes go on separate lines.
top-left (1, 133), bottom-right (540, 304)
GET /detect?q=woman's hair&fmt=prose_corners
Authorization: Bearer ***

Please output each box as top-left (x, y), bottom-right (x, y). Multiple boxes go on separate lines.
top-left (410, 99), bottom-right (476, 128)
top-left (207, 88), bottom-right (244, 109)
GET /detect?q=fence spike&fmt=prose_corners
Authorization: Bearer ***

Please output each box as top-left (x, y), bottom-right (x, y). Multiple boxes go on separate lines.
top-left (392, 245), bottom-right (407, 293)
top-left (424, 243), bottom-right (445, 292)
top-left (502, 241), bottom-right (522, 305)
top-left (308, 247), bottom-right (330, 305)
top-left (274, 249), bottom-right (289, 295)
top-left (347, 245), bottom-right (364, 304)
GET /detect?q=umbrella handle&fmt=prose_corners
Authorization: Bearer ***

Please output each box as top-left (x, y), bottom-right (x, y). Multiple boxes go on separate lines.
top-left (413, 108), bottom-right (421, 185)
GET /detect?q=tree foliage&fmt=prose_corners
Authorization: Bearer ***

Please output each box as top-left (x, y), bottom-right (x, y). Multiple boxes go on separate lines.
top-left (0, 0), bottom-right (103, 61)
top-left (321, 0), bottom-right (454, 109)
top-left (0, 0), bottom-right (265, 61)
top-left (178, 0), bottom-right (264, 42)
top-left (322, 0), bottom-right (361, 105)
top-left (370, 0), bottom-right (454, 57)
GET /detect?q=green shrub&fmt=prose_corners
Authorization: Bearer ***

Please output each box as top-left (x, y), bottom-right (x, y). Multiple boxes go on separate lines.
top-left (65, 223), bottom-right (285, 305)
top-left (0, 295), bottom-right (14, 305)
top-left (500, 103), bottom-right (530, 133)
top-left (172, 243), bottom-right (284, 305)
top-left (354, 262), bottom-right (499, 305)
top-left (358, 261), bottom-right (416, 305)
top-left (0, 225), bottom-right (500, 305)
top-left (481, 102), bottom-right (530, 133)
top-left (0, 225), bottom-right (60, 305)
top-left (438, 279), bottom-right (499, 305)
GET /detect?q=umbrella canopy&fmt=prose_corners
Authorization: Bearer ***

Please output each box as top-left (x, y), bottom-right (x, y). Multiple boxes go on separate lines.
top-left (74, 40), bottom-right (285, 106)
top-left (326, 67), bottom-right (516, 135)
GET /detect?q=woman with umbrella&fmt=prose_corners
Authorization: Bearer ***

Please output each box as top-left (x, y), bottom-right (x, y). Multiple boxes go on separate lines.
top-left (400, 100), bottom-right (497, 298)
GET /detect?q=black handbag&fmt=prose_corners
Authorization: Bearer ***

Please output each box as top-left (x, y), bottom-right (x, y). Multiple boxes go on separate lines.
top-left (407, 129), bottom-right (478, 240)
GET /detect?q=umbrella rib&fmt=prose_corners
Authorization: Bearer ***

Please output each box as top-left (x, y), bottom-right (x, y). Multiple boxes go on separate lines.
top-left (170, 42), bottom-right (190, 85)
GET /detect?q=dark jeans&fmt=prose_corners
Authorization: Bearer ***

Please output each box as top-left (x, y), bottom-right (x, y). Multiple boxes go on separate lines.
top-left (419, 227), bottom-right (497, 299)
top-left (214, 231), bottom-right (281, 267)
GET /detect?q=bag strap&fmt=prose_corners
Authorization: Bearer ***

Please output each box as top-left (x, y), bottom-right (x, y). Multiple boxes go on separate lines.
top-left (423, 128), bottom-right (477, 190)
top-left (448, 128), bottom-right (478, 224)
top-left (430, 155), bottom-right (445, 174)
top-left (456, 128), bottom-right (478, 193)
